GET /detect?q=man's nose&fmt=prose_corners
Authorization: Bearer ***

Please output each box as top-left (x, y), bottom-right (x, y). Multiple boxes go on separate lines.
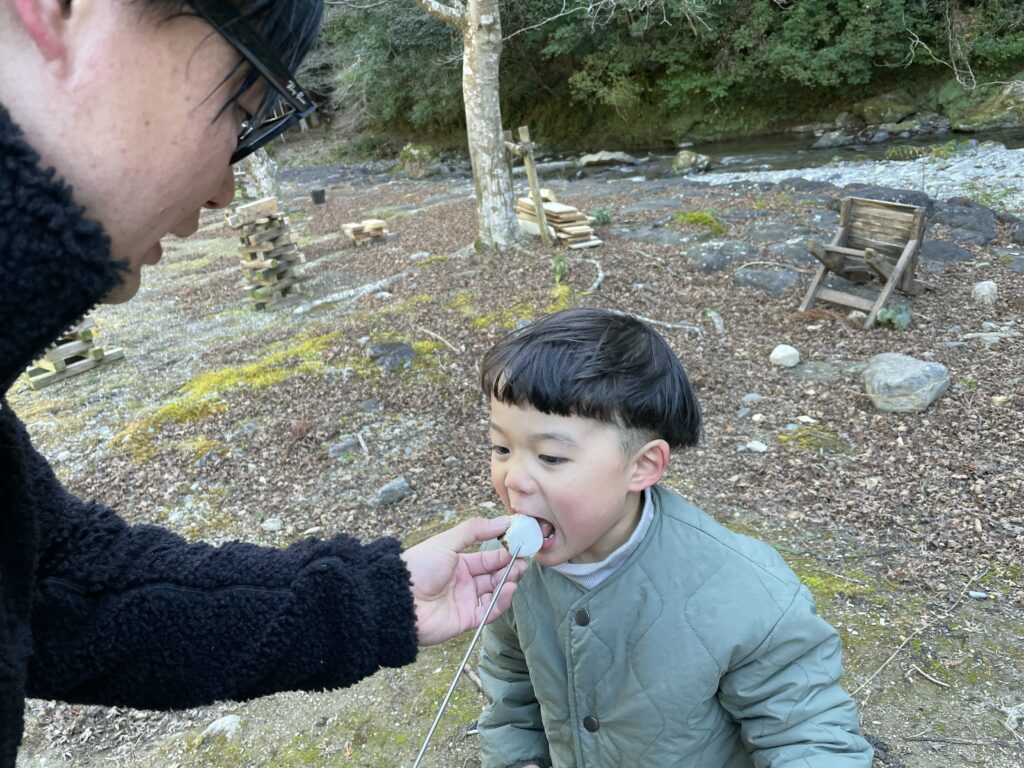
top-left (203, 167), bottom-right (236, 210)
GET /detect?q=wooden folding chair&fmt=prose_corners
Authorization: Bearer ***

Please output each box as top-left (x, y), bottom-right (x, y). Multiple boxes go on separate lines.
top-left (799, 196), bottom-right (928, 328)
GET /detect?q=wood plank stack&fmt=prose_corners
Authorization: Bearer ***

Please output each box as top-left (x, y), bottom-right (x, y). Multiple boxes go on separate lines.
top-left (26, 318), bottom-right (124, 390)
top-left (342, 219), bottom-right (389, 245)
top-left (516, 197), bottom-right (601, 249)
top-left (226, 197), bottom-right (306, 311)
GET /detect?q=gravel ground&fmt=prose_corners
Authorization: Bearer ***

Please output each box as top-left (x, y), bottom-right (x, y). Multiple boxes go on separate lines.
top-left (10, 144), bottom-right (1024, 767)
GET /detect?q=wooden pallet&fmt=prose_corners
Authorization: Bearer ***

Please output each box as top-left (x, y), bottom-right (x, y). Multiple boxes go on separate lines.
top-left (342, 218), bottom-right (389, 244)
top-left (26, 319), bottom-right (124, 390)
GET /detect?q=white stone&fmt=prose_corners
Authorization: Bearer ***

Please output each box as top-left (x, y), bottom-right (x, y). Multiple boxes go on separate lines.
top-left (260, 517), bottom-right (283, 532)
top-left (972, 280), bottom-right (998, 306)
top-left (744, 440), bottom-right (769, 453)
top-left (770, 344), bottom-right (801, 367)
top-left (202, 715), bottom-right (241, 742)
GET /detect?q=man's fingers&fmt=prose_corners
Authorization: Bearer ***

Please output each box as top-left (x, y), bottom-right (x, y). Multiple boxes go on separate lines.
top-left (428, 516), bottom-right (510, 553)
top-left (475, 581), bottom-right (518, 625)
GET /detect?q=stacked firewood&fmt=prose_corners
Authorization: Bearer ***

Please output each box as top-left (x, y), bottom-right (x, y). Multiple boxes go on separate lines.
top-left (342, 218), bottom-right (390, 245)
top-left (26, 317), bottom-right (124, 390)
top-left (226, 197), bottom-right (306, 310)
top-left (516, 195), bottom-right (601, 249)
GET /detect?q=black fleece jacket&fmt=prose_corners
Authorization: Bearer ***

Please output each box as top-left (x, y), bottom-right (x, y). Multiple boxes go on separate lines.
top-left (0, 105), bottom-right (418, 766)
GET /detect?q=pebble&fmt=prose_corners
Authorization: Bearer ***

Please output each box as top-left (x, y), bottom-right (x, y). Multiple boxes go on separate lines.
top-left (260, 517), bottom-right (283, 532)
top-left (201, 714), bottom-right (241, 741)
top-left (741, 393), bottom-right (763, 404)
top-left (972, 280), bottom-right (998, 306)
top-left (770, 344), bottom-right (800, 367)
top-left (743, 440), bottom-right (768, 453)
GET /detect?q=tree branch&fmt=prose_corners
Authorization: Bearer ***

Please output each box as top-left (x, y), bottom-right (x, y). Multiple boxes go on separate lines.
top-left (414, 0), bottom-right (466, 28)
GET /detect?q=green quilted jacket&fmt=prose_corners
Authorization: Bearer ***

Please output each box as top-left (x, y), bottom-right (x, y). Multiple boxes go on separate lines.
top-left (478, 485), bottom-right (872, 768)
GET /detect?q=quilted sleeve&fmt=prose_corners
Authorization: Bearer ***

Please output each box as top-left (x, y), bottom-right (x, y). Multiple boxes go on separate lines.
top-left (477, 609), bottom-right (551, 768)
top-left (717, 585), bottom-right (873, 767)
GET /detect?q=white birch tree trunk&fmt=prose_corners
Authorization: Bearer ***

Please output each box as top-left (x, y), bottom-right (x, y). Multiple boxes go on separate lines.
top-left (415, 0), bottom-right (522, 252)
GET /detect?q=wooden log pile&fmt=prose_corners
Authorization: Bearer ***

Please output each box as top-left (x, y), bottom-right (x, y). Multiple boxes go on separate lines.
top-left (516, 195), bottom-right (601, 249)
top-left (342, 218), bottom-right (390, 245)
top-left (226, 197), bottom-right (306, 311)
top-left (26, 318), bottom-right (124, 390)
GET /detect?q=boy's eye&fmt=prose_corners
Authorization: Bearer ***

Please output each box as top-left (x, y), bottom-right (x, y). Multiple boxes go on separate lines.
top-left (491, 445), bottom-right (510, 456)
top-left (539, 454), bottom-right (566, 465)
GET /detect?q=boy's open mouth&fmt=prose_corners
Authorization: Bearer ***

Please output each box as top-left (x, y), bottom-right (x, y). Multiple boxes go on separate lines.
top-left (519, 514), bottom-right (556, 545)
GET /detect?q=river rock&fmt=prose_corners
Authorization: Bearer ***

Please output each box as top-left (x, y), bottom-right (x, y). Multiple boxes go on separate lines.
top-left (768, 237), bottom-right (817, 267)
top-left (685, 240), bottom-right (758, 273)
top-left (811, 131), bottom-right (855, 150)
top-left (202, 715), bottom-right (242, 742)
top-left (672, 150), bottom-right (712, 174)
top-left (734, 267), bottom-right (800, 295)
top-left (862, 353), bottom-right (950, 412)
top-left (972, 280), bottom-right (998, 306)
top-left (954, 76), bottom-right (1024, 131)
top-left (777, 178), bottom-right (837, 193)
top-left (366, 341), bottom-right (416, 371)
top-left (578, 150), bottom-right (638, 167)
top-left (842, 185), bottom-right (933, 213)
top-left (931, 200), bottom-right (997, 245)
top-left (920, 239), bottom-right (974, 266)
top-left (1012, 221), bottom-right (1024, 245)
top-left (834, 111), bottom-right (865, 131)
top-left (745, 221), bottom-right (811, 243)
top-left (371, 476), bottom-right (414, 507)
top-left (770, 344), bottom-right (801, 368)
top-left (854, 90), bottom-right (917, 124)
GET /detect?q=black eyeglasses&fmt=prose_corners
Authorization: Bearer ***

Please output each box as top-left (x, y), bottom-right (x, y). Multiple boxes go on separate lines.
top-left (190, 0), bottom-right (316, 164)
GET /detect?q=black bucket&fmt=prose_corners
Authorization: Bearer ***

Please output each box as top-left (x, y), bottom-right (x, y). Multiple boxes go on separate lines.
top-left (310, 189), bottom-right (326, 205)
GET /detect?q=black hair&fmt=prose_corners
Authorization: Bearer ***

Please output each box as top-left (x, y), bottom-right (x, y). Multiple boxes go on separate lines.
top-left (143, 0), bottom-right (323, 121)
top-left (481, 308), bottom-right (702, 451)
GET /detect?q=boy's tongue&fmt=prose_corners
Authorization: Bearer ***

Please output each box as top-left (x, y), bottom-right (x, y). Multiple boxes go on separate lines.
top-left (535, 518), bottom-right (555, 538)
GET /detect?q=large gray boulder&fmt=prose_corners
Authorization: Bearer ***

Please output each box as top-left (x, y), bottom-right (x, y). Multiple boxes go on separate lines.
top-left (672, 150), bottom-right (712, 174)
top-left (578, 150), bottom-right (639, 167)
top-left (854, 90), bottom-right (918, 124)
top-left (862, 353), bottom-right (950, 412)
top-left (953, 77), bottom-right (1024, 131)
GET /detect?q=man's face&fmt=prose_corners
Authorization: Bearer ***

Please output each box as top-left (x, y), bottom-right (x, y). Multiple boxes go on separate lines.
top-left (488, 399), bottom-right (647, 566)
top-left (28, 1), bottom-right (260, 302)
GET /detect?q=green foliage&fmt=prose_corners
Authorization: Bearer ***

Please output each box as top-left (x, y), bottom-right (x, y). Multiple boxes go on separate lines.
top-left (876, 306), bottom-right (913, 330)
top-left (591, 205), bottom-right (613, 226)
top-left (884, 145), bottom-right (927, 161)
top-left (551, 254), bottom-right (568, 284)
top-left (312, 1), bottom-right (1024, 146)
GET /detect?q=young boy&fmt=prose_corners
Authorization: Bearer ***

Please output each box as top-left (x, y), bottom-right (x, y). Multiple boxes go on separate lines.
top-left (477, 308), bottom-right (872, 768)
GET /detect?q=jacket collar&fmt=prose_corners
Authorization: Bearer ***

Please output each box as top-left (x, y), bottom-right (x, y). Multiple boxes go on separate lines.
top-left (0, 104), bottom-right (125, 394)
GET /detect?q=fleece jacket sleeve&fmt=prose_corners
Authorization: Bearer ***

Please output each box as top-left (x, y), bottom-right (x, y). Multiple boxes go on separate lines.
top-left (24, 445), bottom-right (418, 710)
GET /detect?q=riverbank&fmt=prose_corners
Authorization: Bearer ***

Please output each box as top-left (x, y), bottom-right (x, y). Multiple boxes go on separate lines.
top-left (696, 140), bottom-right (1024, 213)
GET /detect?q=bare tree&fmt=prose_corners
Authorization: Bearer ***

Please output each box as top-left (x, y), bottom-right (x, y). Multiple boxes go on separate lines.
top-left (414, 0), bottom-right (522, 251)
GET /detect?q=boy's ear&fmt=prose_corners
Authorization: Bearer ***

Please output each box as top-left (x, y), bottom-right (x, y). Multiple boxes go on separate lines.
top-left (628, 439), bottom-right (670, 492)
top-left (13, 0), bottom-right (73, 62)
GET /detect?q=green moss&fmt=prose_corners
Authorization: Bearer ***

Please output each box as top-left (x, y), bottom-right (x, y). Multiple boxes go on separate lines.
top-left (114, 332), bottom-right (342, 461)
top-left (775, 424), bottom-right (851, 454)
top-left (672, 210), bottom-right (726, 236)
top-left (547, 283), bottom-right (573, 313)
top-left (415, 254), bottom-right (449, 267)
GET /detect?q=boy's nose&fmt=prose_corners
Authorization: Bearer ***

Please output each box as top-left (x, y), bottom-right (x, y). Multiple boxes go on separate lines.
top-left (503, 465), bottom-right (536, 496)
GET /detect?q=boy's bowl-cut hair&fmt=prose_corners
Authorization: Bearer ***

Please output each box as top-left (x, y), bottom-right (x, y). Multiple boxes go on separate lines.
top-left (481, 308), bottom-right (701, 449)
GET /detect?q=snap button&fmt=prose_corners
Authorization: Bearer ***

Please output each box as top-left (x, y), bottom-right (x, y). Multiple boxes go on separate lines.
top-left (574, 608), bottom-right (591, 626)
top-left (583, 716), bottom-right (600, 732)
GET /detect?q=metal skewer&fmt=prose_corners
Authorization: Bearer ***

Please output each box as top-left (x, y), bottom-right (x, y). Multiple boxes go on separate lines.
top-left (410, 544), bottom-right (522, 768)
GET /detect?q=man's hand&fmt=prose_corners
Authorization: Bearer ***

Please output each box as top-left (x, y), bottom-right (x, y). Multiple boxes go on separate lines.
top-left (400, 517), bottom-right (526, 646)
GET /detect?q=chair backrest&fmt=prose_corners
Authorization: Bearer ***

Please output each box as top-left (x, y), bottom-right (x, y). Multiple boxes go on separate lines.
top-left (840, 197), bottom-right (926, 259)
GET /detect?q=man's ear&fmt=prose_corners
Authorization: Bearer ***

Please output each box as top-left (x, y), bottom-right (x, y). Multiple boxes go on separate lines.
top-left (13, 0), bottom-right (72, 62)
top-left (628, 439), bottom-right (670, 492)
